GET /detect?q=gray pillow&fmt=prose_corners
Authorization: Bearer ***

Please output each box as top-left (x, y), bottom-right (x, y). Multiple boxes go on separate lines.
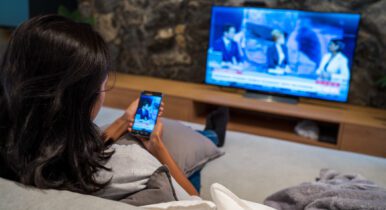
top-left (161, 118), bottom-right (224, 177)
top-left (100, 117), bottom-right (224, 177)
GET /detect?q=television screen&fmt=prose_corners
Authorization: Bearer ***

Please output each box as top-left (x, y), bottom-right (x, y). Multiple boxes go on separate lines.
top-left (205, 6), bottom-right (361, 102)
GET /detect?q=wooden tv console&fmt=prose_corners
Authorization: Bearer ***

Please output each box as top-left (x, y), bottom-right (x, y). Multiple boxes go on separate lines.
top-left (105, 73), bottom-right (386, 158)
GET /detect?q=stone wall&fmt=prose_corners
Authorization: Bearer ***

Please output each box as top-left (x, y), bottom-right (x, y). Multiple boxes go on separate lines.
top-left (79, 0), bottom-right (386, 108)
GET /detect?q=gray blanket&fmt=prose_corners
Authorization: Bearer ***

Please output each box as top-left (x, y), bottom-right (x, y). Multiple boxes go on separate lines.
top-left (264, 169), bottom-right (386, 210)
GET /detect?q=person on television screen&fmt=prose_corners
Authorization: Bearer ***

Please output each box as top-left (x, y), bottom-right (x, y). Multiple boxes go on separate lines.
top-left (316, 39), bottom-right (349, 81)
top-left (213, 24), bottom-right (241, 65)
top-left (267, 29), bottom-right (290, 72)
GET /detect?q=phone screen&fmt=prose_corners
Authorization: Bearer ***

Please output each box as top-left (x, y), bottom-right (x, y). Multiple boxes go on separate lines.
top-left (132, 92), bottom-right (162, 137)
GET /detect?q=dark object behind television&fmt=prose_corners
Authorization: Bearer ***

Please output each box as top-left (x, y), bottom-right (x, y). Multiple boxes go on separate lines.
top-left (0, 0), bottom-right (77, 28)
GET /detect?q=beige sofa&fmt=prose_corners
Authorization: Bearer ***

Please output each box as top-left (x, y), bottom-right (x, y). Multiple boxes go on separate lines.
top-left (1, 107), bottom-right (385, 209)
top-left (0, 177), bottom-right (140, 210)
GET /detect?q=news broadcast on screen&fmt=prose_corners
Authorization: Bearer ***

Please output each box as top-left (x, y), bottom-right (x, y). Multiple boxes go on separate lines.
top-left (205, 6), bottom-right (361, 102)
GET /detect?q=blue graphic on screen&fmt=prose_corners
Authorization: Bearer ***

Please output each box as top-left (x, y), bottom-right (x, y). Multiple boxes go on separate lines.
top-left (132, 95), bottom-right (162, 133)
top-left (205, 6), bottom-right (361, 102)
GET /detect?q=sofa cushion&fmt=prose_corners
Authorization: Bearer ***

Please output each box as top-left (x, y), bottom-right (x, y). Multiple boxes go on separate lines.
top-left (161, 118), bottom-right (224, 177)
top-left (0, 178), bottom-right (140, 210)
top-left (143, 200), bottom-right (216, 210)
top-left (210, 183), bottom-right (275, 210)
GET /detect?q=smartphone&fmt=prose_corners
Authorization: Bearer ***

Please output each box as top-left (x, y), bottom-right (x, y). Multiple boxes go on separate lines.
top-left (131, 91), bottom-right (163, 139)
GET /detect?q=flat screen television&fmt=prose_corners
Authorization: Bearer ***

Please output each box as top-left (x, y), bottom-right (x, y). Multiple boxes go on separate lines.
top-left (205, 6), bottom-right (361, 102)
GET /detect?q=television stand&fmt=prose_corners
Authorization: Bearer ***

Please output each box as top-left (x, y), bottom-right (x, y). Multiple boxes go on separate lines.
top-left (104, 73), bottom-right (386, 158)
top-left (244, 91), bottom-right (298, 104)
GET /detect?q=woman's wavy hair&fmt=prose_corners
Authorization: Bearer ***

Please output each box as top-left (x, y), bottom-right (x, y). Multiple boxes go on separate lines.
top-left (0, 15), bottom-right (113, 193)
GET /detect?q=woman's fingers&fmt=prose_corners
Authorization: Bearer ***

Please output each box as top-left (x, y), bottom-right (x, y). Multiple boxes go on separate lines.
top-left (137, 137), bottom-right (147, 142)
top-left (127, 121), bottom-right (133, 132)
top-left (152, 120), bottom-right (164, 137)
top-left (158, 102), bottom-right (165, 117)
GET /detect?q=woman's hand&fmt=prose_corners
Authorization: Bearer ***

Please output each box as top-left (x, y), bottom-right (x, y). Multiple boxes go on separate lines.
top-left (125, 98), bottom-right (139, 121)
top-left (125, 98), bottom-right (164, 133)
top-left (138, 120), bottom-right (165, 158)
top-left (136, 119), bottom-right (199, 196)
top-left (101, 98), bottom-right (163, 143)
top-left (124, 98), bottom-right (139, 131)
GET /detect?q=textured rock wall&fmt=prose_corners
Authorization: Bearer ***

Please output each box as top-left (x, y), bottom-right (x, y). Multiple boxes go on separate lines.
top-left (79, 0), bottom-right (386, 108)
top-left (80, 0), bottom-right (240, 82)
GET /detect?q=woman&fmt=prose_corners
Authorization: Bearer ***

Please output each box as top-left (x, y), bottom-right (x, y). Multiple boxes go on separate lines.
top-left (0, 15), bottom-right (198, 203)
top-left (316, 39), bottom-right (350, 81)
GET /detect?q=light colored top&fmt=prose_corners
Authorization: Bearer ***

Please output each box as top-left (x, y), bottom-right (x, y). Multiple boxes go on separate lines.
top-left (316, 52), bottom-right (350, 81)
top-left (94, 143), bottom-right (193, 201)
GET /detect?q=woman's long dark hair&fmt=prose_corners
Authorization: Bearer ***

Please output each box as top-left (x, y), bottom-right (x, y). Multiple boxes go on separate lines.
top-left (0, 15), bottom-right (113, 193)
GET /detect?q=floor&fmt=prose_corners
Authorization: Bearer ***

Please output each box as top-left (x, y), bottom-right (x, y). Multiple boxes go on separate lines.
top-left (96, 107), bottom-right (386, 203)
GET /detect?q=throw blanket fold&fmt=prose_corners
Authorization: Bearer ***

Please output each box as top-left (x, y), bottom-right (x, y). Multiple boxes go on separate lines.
top-left (264, 169), bottom-right (386, 210)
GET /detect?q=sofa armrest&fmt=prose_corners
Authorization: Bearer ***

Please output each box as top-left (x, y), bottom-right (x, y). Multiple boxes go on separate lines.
top-left (0, 178), bottom-right (141, 210)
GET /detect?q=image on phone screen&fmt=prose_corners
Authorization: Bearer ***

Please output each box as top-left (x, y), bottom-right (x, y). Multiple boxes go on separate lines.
top-left (132, 92), bottom-right (162, 137)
